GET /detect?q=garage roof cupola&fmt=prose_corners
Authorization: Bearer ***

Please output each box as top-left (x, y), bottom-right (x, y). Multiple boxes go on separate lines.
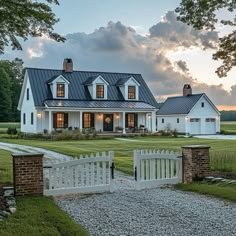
top-left (63, 58), bottom-right (73, 73)
top-left (183, 84), bottom-right (192, 96)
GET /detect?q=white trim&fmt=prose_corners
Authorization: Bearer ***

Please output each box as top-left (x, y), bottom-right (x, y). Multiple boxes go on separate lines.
top-left (48, 75), bottom-right (70, 85)
top-left (124, 76), bottom-right (140, 87)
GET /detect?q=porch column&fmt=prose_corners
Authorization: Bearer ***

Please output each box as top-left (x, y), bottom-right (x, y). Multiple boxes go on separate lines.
top-left (151, 111), bottom-right (156, 133)
top-left (79, 111), bottom-right (83, 131)
top-left (122, 112), bottom-right (126, 134)
top-left (48, 111), bottom-right (52, 133)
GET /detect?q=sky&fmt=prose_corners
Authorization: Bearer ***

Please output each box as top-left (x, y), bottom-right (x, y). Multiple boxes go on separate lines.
top-left (2, 0), bottom-right (236, 110)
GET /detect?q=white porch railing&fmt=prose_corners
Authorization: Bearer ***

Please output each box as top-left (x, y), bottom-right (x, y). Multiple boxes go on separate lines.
top-left (134, 150), bottom-right (182, 190)
top-left (43, 151), bottom-right (114, 196)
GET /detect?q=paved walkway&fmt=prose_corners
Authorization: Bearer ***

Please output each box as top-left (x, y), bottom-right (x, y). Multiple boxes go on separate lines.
top-left (194, 135), bottom-right (236, 140)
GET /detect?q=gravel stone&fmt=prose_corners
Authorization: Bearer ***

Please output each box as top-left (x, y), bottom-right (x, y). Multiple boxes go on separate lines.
top-left (57, 175), bottom-right (236, 236)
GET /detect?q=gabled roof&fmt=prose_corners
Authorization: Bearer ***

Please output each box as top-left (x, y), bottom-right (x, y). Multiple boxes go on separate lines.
top-left (157, 94), bottom-right (204, 115)
top-left (83, 75), bottom-right (109, 86)
top-left (115, 76), bottom-right (140, 86)
top-left (47, 74), bottom-right (70, 84)
top-left (26, 68), bottom-right (159, 108)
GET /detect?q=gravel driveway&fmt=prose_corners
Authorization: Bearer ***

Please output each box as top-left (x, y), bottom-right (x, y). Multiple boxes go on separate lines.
top-left (57, 185), bottom-right (236, 236)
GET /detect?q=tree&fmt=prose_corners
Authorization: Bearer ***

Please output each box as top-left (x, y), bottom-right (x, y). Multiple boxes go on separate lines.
top-left (0, 68), bottom-right (12, 122)
top-left (0, 58), bottom-right (24, 121)
top-left (176, 0), bottom-right (236, 77)
top-left (0, 0), bottom-right (65, 54)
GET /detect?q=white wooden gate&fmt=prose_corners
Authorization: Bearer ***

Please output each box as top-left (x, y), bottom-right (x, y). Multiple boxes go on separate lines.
top-left (43, 151), bottom-right (114, 196)
top-left (134, 150), bottom-right (182, 190)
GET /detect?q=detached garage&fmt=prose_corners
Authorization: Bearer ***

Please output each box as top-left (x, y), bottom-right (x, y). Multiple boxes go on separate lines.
top-left (156, 85), bottom-right (220, 135)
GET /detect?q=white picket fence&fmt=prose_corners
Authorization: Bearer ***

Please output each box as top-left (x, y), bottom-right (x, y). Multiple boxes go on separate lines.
top-left (43, 151), bottom-right (114, 196)
top-left (134, 150), bottom-right (182, 190)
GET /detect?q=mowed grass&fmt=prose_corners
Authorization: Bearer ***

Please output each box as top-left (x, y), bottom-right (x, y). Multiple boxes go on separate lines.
top-left (176, 182), bottom-right (236, 202)
top-left (221, 121), bottom-right (236, 132)
top-left (1, 136), bottom-right (236, 175)
top-left (0, 197), bottom-right (88, 236)
top-left (0, 149), bottom-right (13, 183)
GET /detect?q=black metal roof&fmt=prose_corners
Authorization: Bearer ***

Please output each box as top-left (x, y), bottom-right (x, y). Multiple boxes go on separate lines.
top-left (45, 100), bottom-right (156, 109)
top-left (27, 68), bottom-right (159, 108)
top-left (156, 94), bottom-right (204, 115)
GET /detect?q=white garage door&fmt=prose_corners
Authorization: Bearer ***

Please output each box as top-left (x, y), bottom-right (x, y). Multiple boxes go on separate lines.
top-left (205, 118), bottom-right (216, 134)
top-left (190, 118), bottom-right (201, 135)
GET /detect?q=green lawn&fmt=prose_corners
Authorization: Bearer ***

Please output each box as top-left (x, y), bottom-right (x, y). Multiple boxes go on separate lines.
top-left (176, 182), bottom-right (236, 202)
top-left (0, 149), bottom-right (13, 183)
top-left (0, 197), bottom-right (88, 236)
top-left (221, 121), bottom-right (236, 133)
top-left (1, 136), bottom-right (236, 175)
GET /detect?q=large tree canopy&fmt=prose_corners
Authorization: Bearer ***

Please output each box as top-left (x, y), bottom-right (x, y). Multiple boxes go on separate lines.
top-left (0, 0), bottom-right (65, 54)
top-left (176, 0), bottom-right (236, 77)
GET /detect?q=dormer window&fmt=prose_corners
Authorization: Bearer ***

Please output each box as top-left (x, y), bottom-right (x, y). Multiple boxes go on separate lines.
top-left (83, 75), bottom-right (109, 100)
top-left (96, 84), bottom-right (104, 98)
top-left (57, 83), bottom-right (65, 97)
top-left (128, 86), bottom-right (136, 99)
top-left (47, 75), bottom-right (69, 99)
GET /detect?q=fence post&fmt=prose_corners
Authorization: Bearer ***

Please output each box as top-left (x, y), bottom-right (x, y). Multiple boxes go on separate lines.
top-left (109, 151), bottom-right (115, 192)
top-left (182, 145), bottom-right (210, 183)
top-left (12, 153), bottom-right (44, 196)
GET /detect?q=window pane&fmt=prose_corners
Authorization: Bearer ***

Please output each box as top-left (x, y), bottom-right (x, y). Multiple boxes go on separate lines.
top-left (56, 113), bottom-right (64, 128)
top-left (96, 85), bottom-right (104, 98)
top-left (83, 113), bottom-right (91, 128)
top-left (128, 113), bottom-right (135, 127)
top-left (57, 84), bottom-right (65, 97)
top-left (128, 86), bottom-right (135, 99)
top-left (31, 112), bottom-right (33, 125)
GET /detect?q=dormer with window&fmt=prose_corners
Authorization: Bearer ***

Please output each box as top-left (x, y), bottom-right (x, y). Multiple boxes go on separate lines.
top-left (116, 76), bottom-right (140, 100)
top-left (48, 75), bottom-right (70, 99)
top-left (84, 75), bottom-right (109, 100)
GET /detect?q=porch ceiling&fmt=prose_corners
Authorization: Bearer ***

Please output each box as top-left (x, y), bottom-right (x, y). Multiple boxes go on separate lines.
top-left (44, 100), bottom-right (156, 110)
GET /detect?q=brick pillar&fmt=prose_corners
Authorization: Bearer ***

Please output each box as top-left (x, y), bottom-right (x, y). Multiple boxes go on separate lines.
top-left (182, 145), bottom-right (210, 183)
top-left (12, 153), bottom-right (44, 196)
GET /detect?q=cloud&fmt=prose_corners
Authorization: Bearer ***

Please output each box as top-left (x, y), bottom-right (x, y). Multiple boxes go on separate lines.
top-left (2, 11), bottom-right (235, 108)
top-left (176, 60), bottom-right (189, 72)
top-left (149, 11), bottom-right (218, 50)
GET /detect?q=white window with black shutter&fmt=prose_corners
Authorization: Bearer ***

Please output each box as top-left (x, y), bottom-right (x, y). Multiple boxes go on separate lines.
top-left (83, 113), bottom-right (95, 128)
top-left (53, 113), bottom-right (68, 129)
top-left (125, 113), bottom-right (138, 128)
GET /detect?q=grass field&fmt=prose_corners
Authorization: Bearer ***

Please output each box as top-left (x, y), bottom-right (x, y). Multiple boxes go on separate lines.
top-left (1, 136), bottom-right (236, 175)
top-left (0, 149), bottom-right (13, 183)
top-left (176, 182), bottom-right (236, 202)
top-left (0, 197), bottom-right (88, 236)
top-left (221, 121), bottom-right (236, 133)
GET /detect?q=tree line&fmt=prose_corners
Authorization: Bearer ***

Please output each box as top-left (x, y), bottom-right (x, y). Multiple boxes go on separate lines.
top-left (0, 58), bottom-right (24, 122)
top-left (221, 111), bottom-right (236, 121)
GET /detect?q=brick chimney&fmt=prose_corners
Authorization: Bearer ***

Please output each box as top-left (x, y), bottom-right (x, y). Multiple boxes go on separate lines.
top-left (183, 84), bottom-right (192, 96)
top-left (63, 58), bottom-right (73, 72)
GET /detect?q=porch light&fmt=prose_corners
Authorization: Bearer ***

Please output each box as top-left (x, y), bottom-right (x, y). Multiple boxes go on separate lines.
top-left (148, 114), bottom-right (151, 119)
top-left (116, 114), bottom-right (120, 119)
top-left (97, 113), bottom-right (103, 119)
top-left (37, 113), bottom-right (42, 118)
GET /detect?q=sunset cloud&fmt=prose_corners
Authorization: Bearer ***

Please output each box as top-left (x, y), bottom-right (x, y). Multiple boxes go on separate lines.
top-left (2, 11), bottom-right (235, 109)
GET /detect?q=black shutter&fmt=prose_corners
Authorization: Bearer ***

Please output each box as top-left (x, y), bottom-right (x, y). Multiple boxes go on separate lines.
top-left (90, 113), bottom-right (95, 128)
top-left (53, 113), bottom-right (57, 129)
top-left (64, 113), bottom-right (68, 128)
top-left (125, 113), bottom-right (128, 128)
top-left (134, 113), bottom-right (138, 128)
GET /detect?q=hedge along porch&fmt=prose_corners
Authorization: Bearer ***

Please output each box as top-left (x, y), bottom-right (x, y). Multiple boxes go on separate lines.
top-left (37, 109), bottom-right (156, 134)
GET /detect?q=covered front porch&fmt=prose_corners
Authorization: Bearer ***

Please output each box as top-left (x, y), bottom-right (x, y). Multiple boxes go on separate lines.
top-left (36, 110), bottom-right (157, 134)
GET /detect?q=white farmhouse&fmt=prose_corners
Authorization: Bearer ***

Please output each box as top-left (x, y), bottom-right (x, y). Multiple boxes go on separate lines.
top-left (157, 85), bottom-right (220, 135)
top-left (18, 59), bottom-right (159, 134)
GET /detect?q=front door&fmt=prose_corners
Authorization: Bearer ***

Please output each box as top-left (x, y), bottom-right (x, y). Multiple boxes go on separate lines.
top-left (103, 114), bottom-right (113, 131)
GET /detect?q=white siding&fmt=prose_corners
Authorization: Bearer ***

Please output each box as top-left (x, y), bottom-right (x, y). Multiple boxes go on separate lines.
top-left (157, 116), bottom-right (186, 133)
top-left (68, 112), bottom-right (80, 129)
top-left (21, 75), bottom-right (37, 133)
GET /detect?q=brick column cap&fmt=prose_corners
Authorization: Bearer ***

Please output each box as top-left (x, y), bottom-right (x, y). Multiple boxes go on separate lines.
top-left (182, 145), bottom-right (210, 149)
top-left (11, 153), bottom-right (44, 158)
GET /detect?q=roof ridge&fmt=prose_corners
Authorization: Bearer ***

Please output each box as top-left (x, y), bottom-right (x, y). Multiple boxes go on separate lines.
top-left (26, 67), bottom-right (142, 76)
top-left (167, 93), bottom-right (204, 99)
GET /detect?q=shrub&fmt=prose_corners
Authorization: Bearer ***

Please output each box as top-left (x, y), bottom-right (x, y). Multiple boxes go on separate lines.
top-left (7, 127), bottom-right (17, 135)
